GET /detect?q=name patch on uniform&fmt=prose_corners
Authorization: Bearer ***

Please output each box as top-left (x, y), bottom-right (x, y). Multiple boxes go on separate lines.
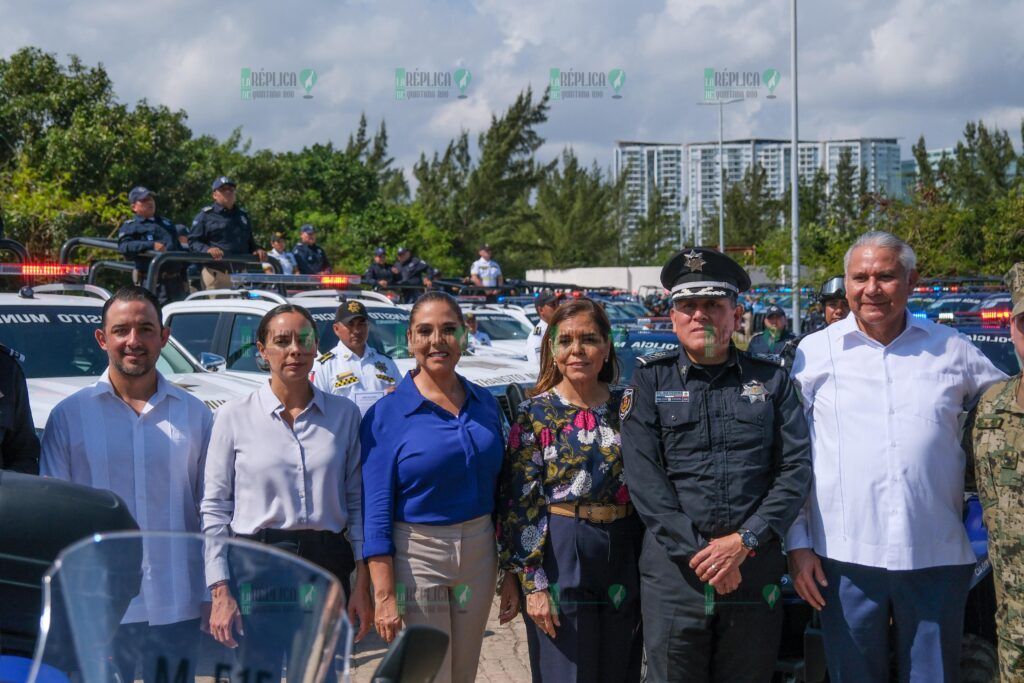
top-left (656, 391), bottom-right (690, 403)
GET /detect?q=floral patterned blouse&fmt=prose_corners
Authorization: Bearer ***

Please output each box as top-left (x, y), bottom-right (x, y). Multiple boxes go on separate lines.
top-left (497, 389), bottom-right (631, 593)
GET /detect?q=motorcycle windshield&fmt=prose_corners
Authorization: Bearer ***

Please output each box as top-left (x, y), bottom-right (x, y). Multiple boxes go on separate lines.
top-left (28, 531), bottom-right (352, 683)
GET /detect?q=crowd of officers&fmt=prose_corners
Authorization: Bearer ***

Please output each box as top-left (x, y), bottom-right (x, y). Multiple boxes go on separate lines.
top-left (2, 216), bottom-right (1022, 682)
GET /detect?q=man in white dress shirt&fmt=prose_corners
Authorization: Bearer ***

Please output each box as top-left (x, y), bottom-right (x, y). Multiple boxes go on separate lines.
top-left (787, 231), bottom-right (1006, 682)
top-left (41, 286), bottom-right (214, 683)
top-left (311, 298), bottom-right (400, 414)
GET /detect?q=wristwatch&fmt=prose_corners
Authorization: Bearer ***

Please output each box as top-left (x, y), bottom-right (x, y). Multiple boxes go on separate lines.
top-left (739, 528), bottom-right (759, 551)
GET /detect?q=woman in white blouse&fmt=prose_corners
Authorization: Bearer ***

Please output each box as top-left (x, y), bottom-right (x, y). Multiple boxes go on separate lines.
top-left (202, 304), bottom-right (372, 662)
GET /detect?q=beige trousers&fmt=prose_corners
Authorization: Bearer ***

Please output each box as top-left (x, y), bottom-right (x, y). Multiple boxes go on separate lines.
top-left (392, 514), bottom-right (498, 683)
top-left (201, 266), bottom-right (232, 289)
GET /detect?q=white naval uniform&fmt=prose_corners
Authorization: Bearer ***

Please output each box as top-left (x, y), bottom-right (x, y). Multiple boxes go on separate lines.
top-left (311, 342), bottom-right (401, 414)
top-left (526, 319), bottom-right (548, 367)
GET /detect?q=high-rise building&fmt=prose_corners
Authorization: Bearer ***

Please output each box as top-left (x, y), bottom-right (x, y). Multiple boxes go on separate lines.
top-left (613, 141), bottom-right (684, 244)
top-left (685, 138), bottom-right (901, 243)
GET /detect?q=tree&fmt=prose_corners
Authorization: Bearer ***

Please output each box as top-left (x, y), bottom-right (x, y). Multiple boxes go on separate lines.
top-left (623, 185), bottom-right (678, 266)
top-left (721, 163), bottom-right (778, 247)
top-left (829, 147), bottom-right (858, 233)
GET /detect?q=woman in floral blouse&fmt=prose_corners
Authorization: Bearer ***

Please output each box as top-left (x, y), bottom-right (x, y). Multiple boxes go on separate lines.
top-left (497, 297), bottom-right (643, 682)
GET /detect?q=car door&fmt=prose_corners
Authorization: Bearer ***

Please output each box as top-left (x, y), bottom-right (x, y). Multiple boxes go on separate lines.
top-left (164, 311), bottom-right (225, 360)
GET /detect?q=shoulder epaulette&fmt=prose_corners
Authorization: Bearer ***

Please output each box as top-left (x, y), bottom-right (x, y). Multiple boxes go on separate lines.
top-left (201, 205), bottom-right (214, 213)
top-left (0, 343), bottom-right (26, 362)
top-left (636, 349), bottom-right (679, 367)
top-left (316, 351), bottom-right (335, 364)
top-left (747, 352), bottom-right (785, 368)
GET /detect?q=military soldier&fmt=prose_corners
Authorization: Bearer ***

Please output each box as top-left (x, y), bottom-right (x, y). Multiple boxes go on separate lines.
top-left (620, 247), bottom-right (812, 682)
top-left (0, 344), bottom-right (39, 473)
top-left (188, 176), bottom-right (266, 289)
top-left (117, 186), bottom-right (188, 304)
top-left (970, 261), bottom-right (1024, 681)
top-left (293, 224), bottom-right (331, 274)
top-left (310, 299), bottom-right (400, 415)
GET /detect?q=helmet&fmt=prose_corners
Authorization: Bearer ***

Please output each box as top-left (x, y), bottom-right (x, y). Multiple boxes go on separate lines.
top-left (819, 276), bottom-right (846, 302)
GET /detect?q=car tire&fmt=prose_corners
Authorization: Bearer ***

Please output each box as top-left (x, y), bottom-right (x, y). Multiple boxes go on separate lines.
top-left (960, 633), bottom-right (998, 683)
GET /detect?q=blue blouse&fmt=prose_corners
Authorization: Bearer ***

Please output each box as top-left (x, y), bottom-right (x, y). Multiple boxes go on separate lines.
top-left (360, 372), bottom-right (505, 558)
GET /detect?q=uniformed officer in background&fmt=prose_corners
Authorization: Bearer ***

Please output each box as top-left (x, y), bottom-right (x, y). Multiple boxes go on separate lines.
top-left (293, 224), bottom-right (331, 274)
top-left (620, 247), bottom-right (812, 683)
top-left (0, 344), bottom-right (39, 473)
top-left (188, 176), bottom-right (266, 289)
top-left (117, 186), bottom-right (188, 304)
top-left (268, 232), bottom-right (297, 275)
top-left (525, 291), bottom-right (562, 367)
top-left (969, 261), bottom-right (1024, 681)
top-left (818, 275), bottom-right (850, 327)
top-left (392, 247), bottom-right (434, 302)
top-left (365, 248), bottom-right (395, 289)
top-left (311, 299), bottom-right (400, 415)
top-left (747, 304), bottom-right (796, 356)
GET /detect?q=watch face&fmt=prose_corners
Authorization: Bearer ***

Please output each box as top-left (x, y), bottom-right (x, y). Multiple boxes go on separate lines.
top-left (742, 530), bottom-right (758, 549)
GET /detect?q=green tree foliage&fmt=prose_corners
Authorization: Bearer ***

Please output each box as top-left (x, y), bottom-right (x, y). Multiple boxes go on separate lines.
top-left (623, 185), bottom-right (679, 266)
top-left (720, 163), bottom-right (779, 247)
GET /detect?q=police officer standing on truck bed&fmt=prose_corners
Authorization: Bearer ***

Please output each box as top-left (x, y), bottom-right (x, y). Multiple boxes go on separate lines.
top-left (117, 186), bottom-right (188, 304)
top-left (188, 176), bottom-right (266, 289)
top-left (293, 224), bottom-right (331, 274)
top-left (620, 247), bottom-right (812, 683)
top-left (0, 344), bottom-right (39, 474)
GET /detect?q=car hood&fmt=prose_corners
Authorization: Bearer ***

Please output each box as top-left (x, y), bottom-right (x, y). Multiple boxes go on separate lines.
top-left (28, 372), bottom-right (263, 429)
top-left (392, 355), bottom-right (537, 388)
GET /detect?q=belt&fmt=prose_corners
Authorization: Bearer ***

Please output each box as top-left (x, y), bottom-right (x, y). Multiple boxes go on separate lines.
top-left (548, 502), bottom-right (634, 524)
top-left (237, 528), bottom-right (345, 544)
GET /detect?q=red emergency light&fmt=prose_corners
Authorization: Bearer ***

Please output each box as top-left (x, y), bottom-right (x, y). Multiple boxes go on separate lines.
top-left (320, 274), bottom-right (360, 287)
top-left (0, 263), bottom-right (89, 277)
top-left (981, 310), bottom-right (1011, 323)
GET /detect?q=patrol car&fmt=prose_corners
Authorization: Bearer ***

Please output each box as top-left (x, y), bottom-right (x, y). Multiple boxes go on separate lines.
top-left (0, 272), bottom-right (263, 430)
top-left (611, 327), bottom-right (680, 387)
top-left (457, 304), bottom-right (533, 358)
top-left (161, 279), bottom-right (537, 420)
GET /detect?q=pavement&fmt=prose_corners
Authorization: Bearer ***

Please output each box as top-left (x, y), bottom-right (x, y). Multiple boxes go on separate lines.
top-left (347, 594), bottom-right (532, 682)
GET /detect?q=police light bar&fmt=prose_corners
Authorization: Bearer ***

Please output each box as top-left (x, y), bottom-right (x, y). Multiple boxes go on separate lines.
top-left (229, 273), bottom-right (362, 287)
top-left (0, 263), bottom-right (89, 277)
top-left (981, 310), bottom-right (1011, 323)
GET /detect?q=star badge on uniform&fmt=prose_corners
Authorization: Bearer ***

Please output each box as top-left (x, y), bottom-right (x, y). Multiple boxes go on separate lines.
top-left (740, 381), bottom-right (768, 403)
top-left (683, 249), bottom-right (706, 272)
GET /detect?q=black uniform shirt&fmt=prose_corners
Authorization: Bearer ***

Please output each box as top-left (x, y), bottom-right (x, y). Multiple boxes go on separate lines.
top-left (188, 203), bottom-right (257, 256)
top-left (364, 262), bottom-right (395, 285)
top-left (0, 346), bottom-right (39, 474)
top-left (395, 256), bottom-right (430, 286)
top-left (620, 346), bottom-right (811, 568)
top-left (117, 215), bottom-right (185, 274)
top-left (293, 242), bottom-right (331, 274)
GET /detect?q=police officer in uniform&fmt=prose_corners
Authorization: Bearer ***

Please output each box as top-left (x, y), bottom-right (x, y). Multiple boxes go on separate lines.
top-left (526, 291), bottom-right (561, 367)
top-left (311, 299), bottom-right (400, 415)
top-left (620, 247), bottom-right (812, 683)
top-left (293, 224), bottom-right (331, 274)
top-left (117, 186), bottom-right (189, 304)
top-left (970, 262), bottom-right (1024, 681)
top-left (392, 247), bottom-right (434, 302)
top-left (365, 248), bottom-right (395, 289)
top-left (188, 176), bottom-right (266, 289)
top-left (775, 276), bottom-right (849, 370)
top-left (747, 304), bottom-right (796, 357)
top-left (0, 344), bottom-right (39, 473)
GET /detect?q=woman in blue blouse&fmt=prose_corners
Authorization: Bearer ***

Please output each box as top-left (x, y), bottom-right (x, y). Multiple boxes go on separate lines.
top-left (361, 291), bottom-right (506, 683)
top-left (498, 298), bottom-right (644, 682)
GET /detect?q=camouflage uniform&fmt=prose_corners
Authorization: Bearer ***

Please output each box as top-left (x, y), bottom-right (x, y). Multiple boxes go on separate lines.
top-left (971, 262), bottom-right (1024, 681)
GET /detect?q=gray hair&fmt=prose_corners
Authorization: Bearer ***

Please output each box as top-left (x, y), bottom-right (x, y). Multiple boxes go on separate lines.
top-left (843, 231), bottom-right (917, 276)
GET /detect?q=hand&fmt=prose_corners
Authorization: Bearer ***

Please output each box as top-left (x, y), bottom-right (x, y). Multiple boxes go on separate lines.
top-left (208, 585), bottom-right (243, 648)
top-left (254, 249), bottom-right (267, 262)
top-left (690, 533), bottom-right (750, 583)
top-left (498, 574), bottom-right (521, 625)
top-left (390, 266), bottom-right (399, 274)
top-left (423, 279), bottom-right (433, 288)
top-left (208, 247), bottom-right (224, 260)
top-left (711, 565), bottom-right (742, 595)
top-left (373, 592), bottom-right (403, 644)
top-left (348, 577), bottom-right (374, 643)
top-left (377, 279), bottom-right (388, 287)
top-left (788, 548), bottom-right (828, 610)
top-left (153, 242), bottom-right (167, 252)
top-left (526, 589), bottom-right (560, 638)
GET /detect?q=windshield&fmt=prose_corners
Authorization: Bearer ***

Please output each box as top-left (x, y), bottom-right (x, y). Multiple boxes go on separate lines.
top-left (927, 297), bottom-right (983, 314)
top-left (965, 331), bottom-right (1020, 376)
top-left (0, 305), bottom-right (199, 378)
top-left (474, 315), bottom-right (530, 340)
top-left (310, 308), bottom-right (412, 359)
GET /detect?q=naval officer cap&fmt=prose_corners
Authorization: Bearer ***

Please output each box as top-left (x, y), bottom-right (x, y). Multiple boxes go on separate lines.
top-left (660, 247), bottom-right (751, 301)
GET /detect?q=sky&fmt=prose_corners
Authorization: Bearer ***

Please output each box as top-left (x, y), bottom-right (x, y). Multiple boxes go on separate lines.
top-left (2, 0), bottom-right (1022, 186)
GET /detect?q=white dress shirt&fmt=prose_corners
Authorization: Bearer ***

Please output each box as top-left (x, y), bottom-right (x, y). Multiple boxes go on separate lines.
top-left (526, 320), bottom-right (548, 367)
top-left (310, 342), bottom-right (400, 414)
top-left (202, 381), bottom-right (363, 585)
top-left (41, 371), bottom-right (213, 625)
top-left (470, 257), bottom-right (502, 287)
top-left (786, 312), bottom-right (1006, 570)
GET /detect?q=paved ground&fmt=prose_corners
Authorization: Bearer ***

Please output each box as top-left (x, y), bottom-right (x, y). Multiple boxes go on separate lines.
top-left (348, 595), bottom-right (532, 682)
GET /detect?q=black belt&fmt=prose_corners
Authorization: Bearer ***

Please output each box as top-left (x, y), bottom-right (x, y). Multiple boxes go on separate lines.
top-left (237, 528), bottom-right (345, 544)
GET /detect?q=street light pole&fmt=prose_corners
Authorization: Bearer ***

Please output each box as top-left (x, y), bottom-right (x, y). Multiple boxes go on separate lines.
top-left (697, 98), bottom-right (742, 252)
top-left (790, 0), bottom-right (801, 334)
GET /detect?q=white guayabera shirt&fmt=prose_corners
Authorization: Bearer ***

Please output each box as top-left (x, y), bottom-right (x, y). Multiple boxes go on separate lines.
top-left (41, 370), bottom-right (214, 625)
top-left (786, 312), bottom-right (1006, 570)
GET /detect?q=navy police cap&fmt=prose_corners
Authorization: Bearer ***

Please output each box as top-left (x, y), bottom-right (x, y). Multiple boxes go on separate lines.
top-left (211, 176), bottom-right (236, 191)
top-left (128, 186), bottom-right (154, 204)
top-left (660, 247), bottom-right (751, 301)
